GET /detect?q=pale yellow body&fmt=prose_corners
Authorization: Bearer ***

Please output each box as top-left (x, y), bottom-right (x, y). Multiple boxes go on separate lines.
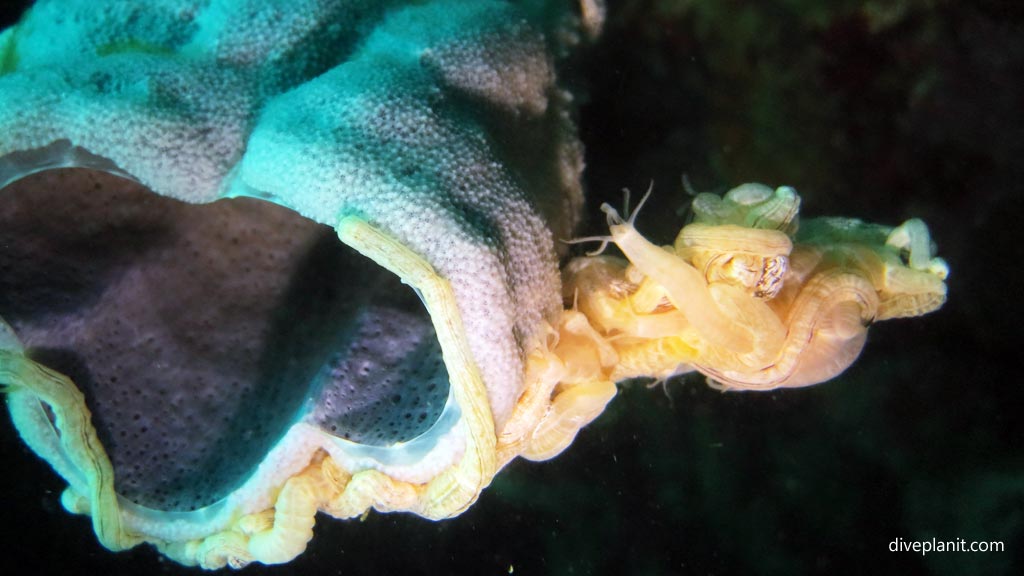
top-left (560, 184), bottom-right (948, 391)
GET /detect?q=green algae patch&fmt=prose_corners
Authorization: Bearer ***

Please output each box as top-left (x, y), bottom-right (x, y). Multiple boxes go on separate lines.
top-left (0, 27), bottom-right (20, 76)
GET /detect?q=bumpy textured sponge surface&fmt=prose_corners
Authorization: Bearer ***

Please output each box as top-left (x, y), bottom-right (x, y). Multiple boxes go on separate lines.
top-left (0, 168), bottom-right (449, 511)
top-left (0, 0), bottom-right (587, 432)
top-left (307, 305), bottom-right (450, 446)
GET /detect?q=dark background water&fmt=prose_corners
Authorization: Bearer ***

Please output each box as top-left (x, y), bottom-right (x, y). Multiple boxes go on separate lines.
top-left (2, 1), bottom-right (1022, 575)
